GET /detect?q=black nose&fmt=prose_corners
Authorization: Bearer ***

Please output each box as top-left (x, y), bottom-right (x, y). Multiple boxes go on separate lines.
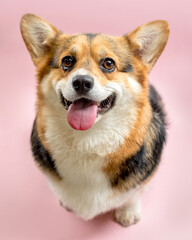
top-left (72, 75), bottom-right (94, 95)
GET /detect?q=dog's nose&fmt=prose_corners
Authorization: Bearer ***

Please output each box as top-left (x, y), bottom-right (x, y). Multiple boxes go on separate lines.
top-left (72, 75), bottom-right (94, 95)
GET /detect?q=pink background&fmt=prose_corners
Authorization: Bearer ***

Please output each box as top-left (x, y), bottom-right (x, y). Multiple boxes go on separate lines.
top-left (1, 0), bottom-right (192, 239)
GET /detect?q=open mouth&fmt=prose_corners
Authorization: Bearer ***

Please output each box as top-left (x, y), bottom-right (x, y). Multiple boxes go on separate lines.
top-left (60, 93), bottom-right (116, 114)
top-left (60, 93), bottom-right (116, 131)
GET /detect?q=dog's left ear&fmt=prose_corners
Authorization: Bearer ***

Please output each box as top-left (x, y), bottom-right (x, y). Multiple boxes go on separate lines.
top-left (20, 14), bottom-right (60, 66)
top-left (127, 20), bottom-right (169, 72)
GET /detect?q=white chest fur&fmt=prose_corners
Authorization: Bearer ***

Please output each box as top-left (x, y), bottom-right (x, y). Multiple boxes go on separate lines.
top-left (47, 149), bottom-right (137, 220)
top-left (42, 102), bottom-right (138, 220)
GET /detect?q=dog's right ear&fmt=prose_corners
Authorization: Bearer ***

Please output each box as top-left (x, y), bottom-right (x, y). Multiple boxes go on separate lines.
top-left (20, 14), bottom-right (60, 66)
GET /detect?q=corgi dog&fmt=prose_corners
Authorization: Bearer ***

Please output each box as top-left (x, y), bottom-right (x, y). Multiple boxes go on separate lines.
top-left (20, 14), bottom-right (169, 227)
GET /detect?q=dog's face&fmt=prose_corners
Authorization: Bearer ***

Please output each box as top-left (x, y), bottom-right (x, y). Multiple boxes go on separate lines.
top-left (20, 14), bottom-right (169, 132)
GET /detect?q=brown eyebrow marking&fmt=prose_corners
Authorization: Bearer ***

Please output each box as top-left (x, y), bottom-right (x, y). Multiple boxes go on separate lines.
top-left (70, 47), bottom-right (77, 57)
top-left (49, 35), bottom-right (78, 68)
top-left (49, 33), bottom-right (133, 73)
top-left (99, 49), bottom-right (107, 58)
top-left (58, 35), bottom-right (78, 52)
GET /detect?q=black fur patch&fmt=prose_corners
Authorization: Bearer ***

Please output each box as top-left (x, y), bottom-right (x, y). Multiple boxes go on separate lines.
top-left (85, 33), bottom-right (98, 40)
top-left (121, 63), bottom-right (133, 72)
top-left (49, 44), bottom-right (61, 68)
top-left (49, 58), bottom-right (59, 68)
top-left (111, 85), bottom-right (166, 188)
top-left (31, 120), bottom-right (60, 177)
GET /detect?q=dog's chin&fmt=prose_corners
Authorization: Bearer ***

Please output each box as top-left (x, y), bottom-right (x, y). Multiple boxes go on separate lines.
top-left (60, 92), bottom-right (116, 116)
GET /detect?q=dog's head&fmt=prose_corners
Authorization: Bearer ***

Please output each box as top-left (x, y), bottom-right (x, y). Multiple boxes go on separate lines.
top-left (20, 14), bottom-right (169, 132)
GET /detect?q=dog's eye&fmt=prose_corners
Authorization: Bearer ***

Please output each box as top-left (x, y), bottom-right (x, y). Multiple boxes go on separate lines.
top-left (100, 58), bottom-right (115, 73)
top-left (103, 59), bottom-right (115, 70)
top-left (61, 56), bottom-right (76, 71)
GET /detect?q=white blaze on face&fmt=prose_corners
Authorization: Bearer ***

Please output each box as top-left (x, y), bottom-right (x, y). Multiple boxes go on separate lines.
top-left (56, 68), bottom-right (91, 102)
top-left (53, 68), bottom-right (106, 131)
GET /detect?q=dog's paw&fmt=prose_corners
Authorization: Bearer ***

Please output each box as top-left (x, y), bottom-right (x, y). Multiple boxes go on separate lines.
top-left (114, 206), bottom-right (141, 227)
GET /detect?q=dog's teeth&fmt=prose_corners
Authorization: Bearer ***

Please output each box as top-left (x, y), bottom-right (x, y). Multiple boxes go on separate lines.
top-left (64, 99), bottom-right (67, 104)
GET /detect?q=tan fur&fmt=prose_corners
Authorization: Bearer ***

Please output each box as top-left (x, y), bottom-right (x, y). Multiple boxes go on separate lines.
top-left (128, 20), bottom-right (170, 72)
top-left (104, 103), bottom-right (152, 191)
top-left (20, 14), bottom-right (169, 226)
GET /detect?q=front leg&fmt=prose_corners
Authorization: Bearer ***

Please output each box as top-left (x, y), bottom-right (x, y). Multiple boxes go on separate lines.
top-left (114, 194), bottom-right (141, 227)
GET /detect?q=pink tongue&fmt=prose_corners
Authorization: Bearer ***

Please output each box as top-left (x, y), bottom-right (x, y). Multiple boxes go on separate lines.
top-left (67, 99), bottom-right (97, 131)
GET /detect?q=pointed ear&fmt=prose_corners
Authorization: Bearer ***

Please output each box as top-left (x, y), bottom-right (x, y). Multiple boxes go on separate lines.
top-left (20, 14), bottom-right (60, 65)
top-left (127, 20), bottom-right (169, 72)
